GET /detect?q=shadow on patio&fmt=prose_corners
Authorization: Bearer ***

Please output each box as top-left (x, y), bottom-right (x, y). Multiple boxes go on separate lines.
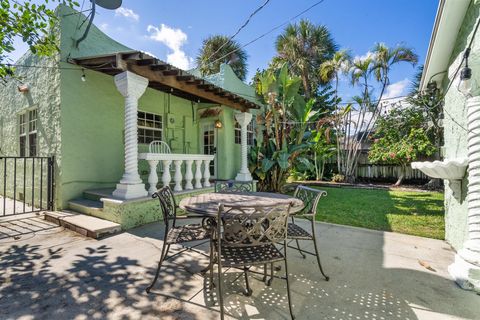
top-left (0, 218), bottom-right (478, 319)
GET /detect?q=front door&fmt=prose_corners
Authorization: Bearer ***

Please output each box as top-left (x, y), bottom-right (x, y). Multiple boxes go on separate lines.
top-left (201, 123), bottom-right (216, 177)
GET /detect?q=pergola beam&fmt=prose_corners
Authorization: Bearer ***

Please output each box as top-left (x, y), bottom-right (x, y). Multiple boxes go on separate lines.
top-left (70, 51), bottom-right (260, 111)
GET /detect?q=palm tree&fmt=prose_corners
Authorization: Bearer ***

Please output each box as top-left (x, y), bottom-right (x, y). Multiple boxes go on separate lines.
top-left (320, 50), bottom-right (352, 174)
top-left (196, 35), bottom-right (248, 81)
top-left (349, 56), bottom-right (374, 110)
top-left (320, 49), bottom-right (352, 99)
top-left (275, 19), bottom-right (337, 99)
top-left (371, 43), bottom-right (418, 90)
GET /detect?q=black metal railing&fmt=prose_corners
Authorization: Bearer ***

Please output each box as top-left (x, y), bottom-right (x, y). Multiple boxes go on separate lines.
top-left (0, 156), bottom-right (55, 216)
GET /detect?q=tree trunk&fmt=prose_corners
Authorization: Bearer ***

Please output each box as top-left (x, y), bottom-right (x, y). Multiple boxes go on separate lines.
top-left (394, 164), bottom-right (406, 187)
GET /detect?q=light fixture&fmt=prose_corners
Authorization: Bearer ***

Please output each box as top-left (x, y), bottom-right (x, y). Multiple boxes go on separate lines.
top-left (458, 48), bottom-right (477, 97)
top-left (426, 81), bottom-right (437, 93)
top-left (81, 69), bottom-right (86, 82)
top-left (17, 84), bottom-right (29, 93)
top-left (215, 119), bottom-right (223, 129)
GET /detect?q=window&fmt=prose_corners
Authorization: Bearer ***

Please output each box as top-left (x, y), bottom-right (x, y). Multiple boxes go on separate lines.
top-left (137, 111), bottom-right (162, 144)
top-left (19, 109), bottom-right (37, 156)
top-left (234, 120), bottom-right (254, 145)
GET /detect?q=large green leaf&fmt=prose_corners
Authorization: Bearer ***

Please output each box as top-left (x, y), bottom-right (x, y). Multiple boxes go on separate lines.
top-left (262, 158), bottom-right (275, 172)
top-left (277, 151), bottom-right (290, 169)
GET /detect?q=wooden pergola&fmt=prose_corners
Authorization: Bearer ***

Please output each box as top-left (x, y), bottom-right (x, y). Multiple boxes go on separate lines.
top-left (69, 51), bottom-right (260, 112)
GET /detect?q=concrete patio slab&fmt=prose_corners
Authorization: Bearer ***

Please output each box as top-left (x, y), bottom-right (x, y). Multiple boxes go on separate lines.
top-left (0, 219), bottom-right (478, 319)
top-left (44, 211), bottom-right (122, 238)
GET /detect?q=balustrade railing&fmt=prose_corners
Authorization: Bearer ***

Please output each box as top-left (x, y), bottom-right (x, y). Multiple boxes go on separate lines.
top-left (138, 153), bottom-right (214, 195)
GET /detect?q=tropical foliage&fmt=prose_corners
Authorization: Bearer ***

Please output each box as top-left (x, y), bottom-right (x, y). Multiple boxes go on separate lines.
top-left (368, 106), bottom-right (436, 186)
top-left (320, 43), bottom-right (418, 182)
top-left (274, 19), bottom-right (337, 100)
top-left (196, 35), bottom-right (248, 80)
top-left (0, 0), bottom-right (78, 81)
top-left (249, 64), bottom-right (316, 191)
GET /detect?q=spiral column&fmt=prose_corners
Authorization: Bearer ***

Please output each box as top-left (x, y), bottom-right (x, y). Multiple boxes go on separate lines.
top-left (235, 112), bottom-right (253, 181)
top-left (449, 95), bottom-right (480, 292)
top-left (112, 71), bottom-right (149, 200)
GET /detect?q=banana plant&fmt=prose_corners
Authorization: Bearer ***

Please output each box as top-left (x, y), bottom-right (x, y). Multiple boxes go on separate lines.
top-left (250, 64), bottom-right (310, 192)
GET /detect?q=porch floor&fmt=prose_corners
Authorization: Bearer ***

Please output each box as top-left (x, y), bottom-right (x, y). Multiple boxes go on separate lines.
top-left (0, 217), bottom-right (477, 319)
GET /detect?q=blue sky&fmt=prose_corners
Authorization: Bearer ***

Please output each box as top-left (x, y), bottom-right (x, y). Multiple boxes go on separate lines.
top-left (11, 0), bottom-right (439, 101)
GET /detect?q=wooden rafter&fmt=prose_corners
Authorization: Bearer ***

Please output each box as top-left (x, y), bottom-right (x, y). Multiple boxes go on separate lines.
top-left (70, 51), bottom-right (260, 111)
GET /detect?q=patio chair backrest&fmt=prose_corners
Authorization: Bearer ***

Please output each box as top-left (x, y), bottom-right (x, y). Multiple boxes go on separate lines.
top-left (152, 186), bottom-right (177, 227)
top-left (149, 141), bottom-right (171, 154)
top-left (214, 180), bottom-right (255, 193)
top-left (217, 203), bottom-right (291, 247)
top-left (293, 185), bottom-right (327, 216)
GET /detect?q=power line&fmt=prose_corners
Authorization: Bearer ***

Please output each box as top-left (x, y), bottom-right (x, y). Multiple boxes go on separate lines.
top-left (204, 0), bottom-right (271, 64)
top-left (205, 0), bottom-right (327, 70)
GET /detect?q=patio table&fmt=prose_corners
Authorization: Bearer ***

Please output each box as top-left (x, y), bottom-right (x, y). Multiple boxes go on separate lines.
top-left (179, 191), bottom-right (304, 216)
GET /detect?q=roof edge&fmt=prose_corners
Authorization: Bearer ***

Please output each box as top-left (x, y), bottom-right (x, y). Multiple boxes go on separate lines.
top-left (420, 0), bottom-right (470, 91)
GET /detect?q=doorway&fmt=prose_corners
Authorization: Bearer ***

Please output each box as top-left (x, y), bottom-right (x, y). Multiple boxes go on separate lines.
top-left (201, 123), bottom-right (216, 177)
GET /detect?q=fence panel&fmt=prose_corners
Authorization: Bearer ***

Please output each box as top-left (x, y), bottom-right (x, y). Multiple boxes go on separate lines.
top-left (0, 156), bottom-right (54, 216)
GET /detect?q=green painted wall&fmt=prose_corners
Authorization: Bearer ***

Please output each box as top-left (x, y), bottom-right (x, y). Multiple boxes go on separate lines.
top-left (0, 5), bottom-right (261, 212)
top-left (0, 49), bottom-right (63, 208)
top-left (442, 1), bottom-right (480, 250)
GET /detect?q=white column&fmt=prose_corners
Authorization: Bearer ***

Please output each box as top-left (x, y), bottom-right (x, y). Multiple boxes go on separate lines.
top-left (147, 160), bottom-right (159, 196)
top-left (112, 71), bottom-right (149, 199)
top-left (203, 159), bottom-right (211, 187)
top-left (449, 95), bottom-right (480, 292)
top-left (194, 160), bottom-right (203, 189)
top-left (235, 112), bottom-right (253, 181)
top-left (162, 160), bottom-right (172, 187)
top-left (184, 160), bottom-right (194, 190)
top-left (173, 160), bottom-right (183, 192)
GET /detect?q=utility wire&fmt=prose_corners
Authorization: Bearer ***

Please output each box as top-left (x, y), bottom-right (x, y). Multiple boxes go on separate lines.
top-left (204, 0), bottom-right (271, 64)
top-left (6, 62), bottom-right (416, 108)
top-left (205, 0), bottom-right (327, 70)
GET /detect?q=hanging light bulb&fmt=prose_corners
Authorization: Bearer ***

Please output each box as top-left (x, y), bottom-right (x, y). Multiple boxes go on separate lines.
top-left (458, 48), bottom-right (477, 97)
top-left (81, 68), bottom-right (86, 82)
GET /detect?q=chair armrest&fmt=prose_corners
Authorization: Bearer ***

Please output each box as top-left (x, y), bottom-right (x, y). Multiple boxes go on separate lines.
top-left (176, 214), bottom-right (206, 220)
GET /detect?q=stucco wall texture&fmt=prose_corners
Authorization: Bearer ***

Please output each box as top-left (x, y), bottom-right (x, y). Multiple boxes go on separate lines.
top-left (442, 1), bottom-right (480, 250)
top-left (0, 5), bottom-right (259, 210)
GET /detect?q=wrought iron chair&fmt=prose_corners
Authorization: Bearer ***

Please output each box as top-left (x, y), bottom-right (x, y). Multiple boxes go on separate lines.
top-left (146, 186), bottom-right (210, 293)
top-left (212, 203), bottom-right (295, 320)
top-left (214, 179), bottom-right (255, 193)
top-left (287, 185), bottom-right (329, 281)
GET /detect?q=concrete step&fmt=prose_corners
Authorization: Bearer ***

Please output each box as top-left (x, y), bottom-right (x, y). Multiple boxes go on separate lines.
top-left (44, 211), bottom-right (121, 238)
top-left (68, 199), bottom-right (103, 215)
top-left (83, 188), bottom-right (115, 201)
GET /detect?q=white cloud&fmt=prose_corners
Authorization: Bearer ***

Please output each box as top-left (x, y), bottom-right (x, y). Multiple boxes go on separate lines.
top-left (115, 7), bottom-right (139, 21)
top-left (99, 23), bottom-right (108, 31)
top-left (146, 24), bottom-right (193, 70)
top-left (382, 78), bottom-right (410, 100)
top-left (354, 51), bottom-right (374, 61)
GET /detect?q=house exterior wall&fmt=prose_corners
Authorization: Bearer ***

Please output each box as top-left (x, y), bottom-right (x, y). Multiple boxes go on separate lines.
top-left (1, 5), bottom-right (259, 211)
top-left (442, 1), bottom-right (480, 250)
top-left (0, 51), bottom-right (63, 208)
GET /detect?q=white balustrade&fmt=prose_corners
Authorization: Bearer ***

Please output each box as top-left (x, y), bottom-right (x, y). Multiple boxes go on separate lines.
top-left (185, 160), bottom-right (194, 190)
top-left (162, 160), bottom-right (172, 188)
top-left (147, 160), bottom-right (159, 195)
top-left (195, 160), bottom-right (203, 189)
top-left (203, 159), bottom-right (211, 187)
top-left (139, 153), bottom-right (215, 192)
top-left (173, 160), bottom-right (183, 191)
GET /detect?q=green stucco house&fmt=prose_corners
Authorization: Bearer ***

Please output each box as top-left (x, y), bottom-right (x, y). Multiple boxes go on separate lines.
top-left (413, 0), bottom-right (480, 291)
top-left (0, 6), bottom-right (261, 227)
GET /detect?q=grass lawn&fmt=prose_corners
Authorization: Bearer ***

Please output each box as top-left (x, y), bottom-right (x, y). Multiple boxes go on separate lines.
top-left (311, 186), bottom-right (445, 239)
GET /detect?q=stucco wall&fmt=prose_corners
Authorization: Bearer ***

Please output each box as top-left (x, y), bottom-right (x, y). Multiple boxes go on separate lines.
top-left (0, 52), bottom-right (62, 208)
top-left (442, 1), bottom-right (480, 250)
top-left (1, 5), bottom-right (257, 210)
